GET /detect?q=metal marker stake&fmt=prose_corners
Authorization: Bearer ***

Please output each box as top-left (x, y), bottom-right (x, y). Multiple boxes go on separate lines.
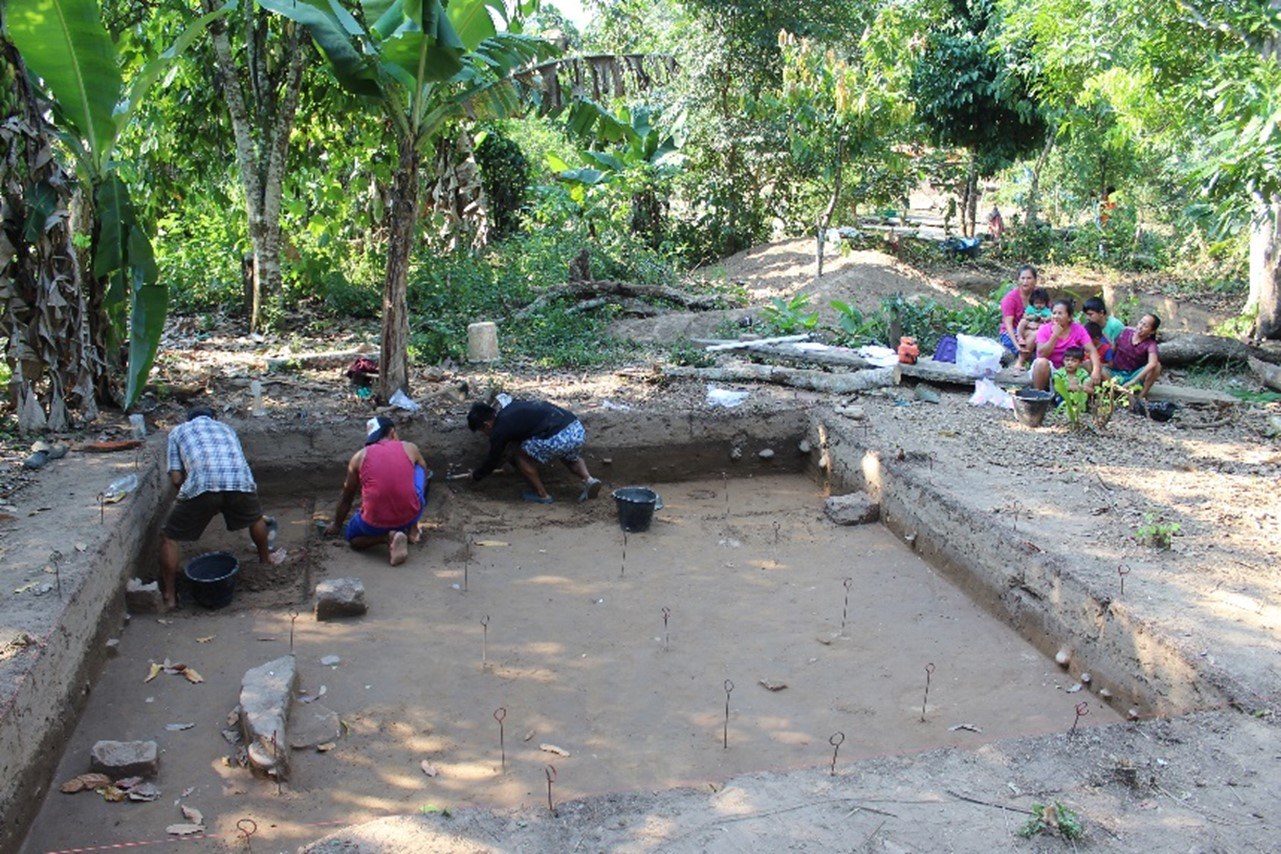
top-left (920, 663), bottom-right (935, 722)
top-left (1118, 564), bottom-right (1131, 596)
top-left (662, 607), bottom-right (671, 651)
top-left (271, 733), bottom-right (282, 795)
top-left (545, 764), bottom-right (557, 815)
top-left (841, 577), bottom-right (854, 631)
top-left (494, 707), bottom-right (507, 771)
top-left (722, 679), bottom-right (734, 749)
top-left (772, 521), bottom-right (781, 568)
top-left (49, 550), bottom-right (63, 600)
top-left (723, 472), bottom-right (730, 518)
top-left (1012, 500), bottom-right (1021, 532)
top-left (289, 609), bottom-right (299, 654)
top-left (829, 731), bottom-right (845, 776)
top-left (236, 818), bottom-right (257, 853)
top-left (481, 615), bottom-right (490, 665)
top-left (464, 536), bottom-right (472, 592)
top-left (1070, 701), bottom-right (1089, 735)
top-left (620, 531), bottom-right (627, 577)
top-left (97, 493), bottom-right (105, 525)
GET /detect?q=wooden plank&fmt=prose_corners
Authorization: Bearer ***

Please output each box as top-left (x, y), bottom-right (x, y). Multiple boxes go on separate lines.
top-left (665, 363), bottom-right (900, 394)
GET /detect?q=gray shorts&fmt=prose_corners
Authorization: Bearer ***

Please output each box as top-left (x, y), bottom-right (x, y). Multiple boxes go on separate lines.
top-left (163, 491), bottom-right (263, 541)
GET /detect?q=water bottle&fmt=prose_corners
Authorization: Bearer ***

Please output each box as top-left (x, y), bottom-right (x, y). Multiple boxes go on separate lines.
top-left (101, 473), bottom-right (139, 504)
top-left (129, 413), bottom-right (146, 438)
top-left (250, 379), bottom-right (265, 416)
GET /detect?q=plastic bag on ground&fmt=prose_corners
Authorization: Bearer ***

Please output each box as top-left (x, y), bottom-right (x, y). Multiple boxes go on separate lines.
top-left (968, 378), bottom-right (1013, 410)
top-left (706, 385), bottom-right (749, 408)
top-left (955, 334), bottom-right (1005, 377)
top-left (389, 388), bottom-right (422, 412)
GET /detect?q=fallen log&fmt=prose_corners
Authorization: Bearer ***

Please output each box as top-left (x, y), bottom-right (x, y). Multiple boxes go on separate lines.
top-left (265, 349), bottom-right (379, 372)
top-left (1156, 334), bottom-right (1251, 367)
top-left (516, 280), bottom-right (728, 319)
top-left (664, 363), bottom-right (900, 394)
top-left (703, 334), bottom-right (811, 352)
top-left (1247, 356), bottom-right (1281, 393)
top-left (896, 357), bottom-right (1240, 405)
top-left (711, 342), bottom-right (874, 370)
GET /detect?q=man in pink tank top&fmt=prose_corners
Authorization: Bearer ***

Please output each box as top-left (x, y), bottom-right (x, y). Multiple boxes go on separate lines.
top-left (325, 416), bottom-right (430, 566)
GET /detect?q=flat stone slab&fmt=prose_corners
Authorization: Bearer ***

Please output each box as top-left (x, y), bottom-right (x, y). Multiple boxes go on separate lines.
top-left (314, 577), bottom-right (367, 621)
top-left (824, 492), bottom-right (880, 525)
top-left (90, 740), bottom-right (158, 778)
top-left (289, 703), bottom-right (340, 750)
top-left (239, 655), bottom-right (297, 779)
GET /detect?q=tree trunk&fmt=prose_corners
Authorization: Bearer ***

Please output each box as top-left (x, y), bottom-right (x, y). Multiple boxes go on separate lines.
top-left (816, 139), bottom-right (845, 278)
top-left (1247, 192), bottom-right (1281, 339)
top-left (205, 4), bottom-right (305, 333)
top-left (961, 156), bottom-right (979, 238)
top-left (1025, 127), bottom-right (1055, 226)
top-left (379, 132), bottom-right (420, 400)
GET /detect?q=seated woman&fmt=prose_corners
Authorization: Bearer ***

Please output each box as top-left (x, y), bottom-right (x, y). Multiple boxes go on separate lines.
top-left (1030, 297), bottom-right (1102, 393)
top-left (998, 264), bottom-right (1039, 360)
top-left (1106, 313), bottom-right (1162, 398)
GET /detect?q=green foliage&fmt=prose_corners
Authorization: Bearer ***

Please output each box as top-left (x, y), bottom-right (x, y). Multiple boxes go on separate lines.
top-left (760, 294), bottom-right (819, 335)
top-left (830, 300), bottom-right (886, 346)
top-left (1137, 514), bottom-right (1181, 550)
top-left (668, 339), bottom-right (717, 368)
top-left (1017, 802), bottom-right (1084, 841)
top-left (475, 127), bottom-right (530, 240)
top-left (878, 293), bottom-right (996, 353)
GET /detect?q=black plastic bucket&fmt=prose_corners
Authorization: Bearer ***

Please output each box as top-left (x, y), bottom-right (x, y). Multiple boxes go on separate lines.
top-left (613, 487), bottom-right (658, 533)
top-left (1012, 389), bottom-right (1055, 428)
top-left (184, 551), bottom-right (240, 609)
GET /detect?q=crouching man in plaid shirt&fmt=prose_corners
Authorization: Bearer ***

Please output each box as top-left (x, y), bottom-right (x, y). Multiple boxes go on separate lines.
top-left (160, 406), bottom-right (286, 608)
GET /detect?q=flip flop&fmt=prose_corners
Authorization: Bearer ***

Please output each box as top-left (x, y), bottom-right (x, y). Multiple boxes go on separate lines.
top-left (521, 490), bottom-right (554, 504)
top-left (578, 477), bottom-right (602, 503)
top-left (21, 441), bottom-right (66, 470)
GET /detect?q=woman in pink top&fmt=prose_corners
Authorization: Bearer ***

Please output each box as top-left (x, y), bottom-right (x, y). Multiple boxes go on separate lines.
top-left (999, 265), bottom-right (1039, 359)
top-left (1031, 297), bottom-right (1102, 392)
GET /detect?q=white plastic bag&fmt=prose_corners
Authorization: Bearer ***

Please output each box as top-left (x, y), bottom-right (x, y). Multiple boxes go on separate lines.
top-left (389, 388), bottom-right (422, 412)
top-left (968, 378), bottom-right (1013, 410)
top-left (955, 334), bottom-right (1005, 377)
top-left (706, 385), bottom-right (749, 408)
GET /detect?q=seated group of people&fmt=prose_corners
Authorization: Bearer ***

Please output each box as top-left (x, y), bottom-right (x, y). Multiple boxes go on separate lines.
top-left (998, 264), bottom-right (1162, 400)
top-left (157, 398), bottom-right (601, 607)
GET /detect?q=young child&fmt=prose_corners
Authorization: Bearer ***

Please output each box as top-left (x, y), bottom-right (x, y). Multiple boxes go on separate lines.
top-left (1014, 287), bottom-right (1052, 369)
top-left (1052, 346), bottom-right (1092, 425)
top-left (1084, 320), bottom-right (1114, 365)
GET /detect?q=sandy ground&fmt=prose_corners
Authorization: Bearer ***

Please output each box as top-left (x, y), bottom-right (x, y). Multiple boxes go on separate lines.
top-left (6, 237), bottom-right (1281, 852)
top-left (20, 474), bottom-right (1127, 853)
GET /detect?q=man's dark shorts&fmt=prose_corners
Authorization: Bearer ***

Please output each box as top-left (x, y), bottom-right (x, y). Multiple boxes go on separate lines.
top-left (163, 490), bottom-right (263, 541)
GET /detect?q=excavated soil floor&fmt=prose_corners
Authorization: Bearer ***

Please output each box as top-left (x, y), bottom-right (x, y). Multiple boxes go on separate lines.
top-left (20, 473), bottom-right (1121, 853)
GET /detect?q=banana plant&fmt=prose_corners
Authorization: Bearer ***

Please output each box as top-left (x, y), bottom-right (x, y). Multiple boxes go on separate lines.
top-left (5, 0), bottom-right (232, 409)
top-left (260, 0), bottom-right (554, 398)
top-left (549, 103), bottom-right (684, 245)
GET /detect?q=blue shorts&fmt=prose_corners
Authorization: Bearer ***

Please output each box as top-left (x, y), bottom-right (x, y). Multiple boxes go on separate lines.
top-left (999, 331), bottom-right (1019, 355)
top-left (345, 465), bottom-right (427, 540)
top-left (1112, 367), bottom-right (1142, 385)
top-left (521, 419), bottom-right (585, 464)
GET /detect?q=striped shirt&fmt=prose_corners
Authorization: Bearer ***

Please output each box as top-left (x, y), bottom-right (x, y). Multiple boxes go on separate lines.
top-left (167, 416), bottom-right (257, 500)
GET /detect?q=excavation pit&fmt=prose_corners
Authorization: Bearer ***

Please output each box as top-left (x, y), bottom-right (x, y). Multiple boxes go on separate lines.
top-left (20, 464), bottom-right (1127, 853)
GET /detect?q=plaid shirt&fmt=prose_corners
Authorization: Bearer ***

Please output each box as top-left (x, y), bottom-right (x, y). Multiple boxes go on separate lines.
top-left (167, 416), bottom-right (257, 500)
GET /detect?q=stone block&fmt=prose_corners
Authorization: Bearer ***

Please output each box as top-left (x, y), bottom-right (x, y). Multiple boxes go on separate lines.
top-left (240, 655), bottom-right (297, 779)
top-left (125, 578), bottom-right (162, 614)
top-left (467, 321), bottom-right (499, 362)
top-left (90, 740), bottom-right (158, 778)
top-left (824, 493), bottom-right (880, 526)
top-left (289, 703), bottom-right (341, 749)
top-left (314, 578), bottom-right (367, 621)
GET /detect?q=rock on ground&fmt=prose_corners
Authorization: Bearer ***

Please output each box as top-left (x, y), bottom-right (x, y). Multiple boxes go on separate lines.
top-left (315, 577), bottom-right (367, 620)
top-left (239, 655), bottom-right (297, 779)
top-left (89, 740), bottom-right (158, 778)
top-left (824, 492), bottom-right (880, 525)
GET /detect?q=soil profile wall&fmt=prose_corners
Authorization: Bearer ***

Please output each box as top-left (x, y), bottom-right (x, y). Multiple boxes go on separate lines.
top-left (815, 412), bottom-right (1226, 716)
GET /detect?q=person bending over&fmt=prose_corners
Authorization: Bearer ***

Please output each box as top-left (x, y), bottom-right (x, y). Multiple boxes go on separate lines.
top-left (466, 399), bottom-right (602, 504)
top-left (159, 407), bottom-right (285, 608)
top-left (326, 416), bottom-right (429, 566)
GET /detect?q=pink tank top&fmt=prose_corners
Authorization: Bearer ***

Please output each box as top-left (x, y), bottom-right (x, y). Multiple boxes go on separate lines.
top-left (359, 441), bottom-right (420, 528)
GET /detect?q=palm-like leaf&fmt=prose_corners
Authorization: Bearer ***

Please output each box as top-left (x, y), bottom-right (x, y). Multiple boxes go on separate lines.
top-left (6, 0), bottom-right (124, 174)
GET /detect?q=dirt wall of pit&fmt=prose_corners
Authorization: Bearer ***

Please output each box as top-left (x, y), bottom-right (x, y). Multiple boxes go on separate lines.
top-left (0, 444), bottom-right (168, 854)
top-left (813, 412), bottom-right (1227, 716)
